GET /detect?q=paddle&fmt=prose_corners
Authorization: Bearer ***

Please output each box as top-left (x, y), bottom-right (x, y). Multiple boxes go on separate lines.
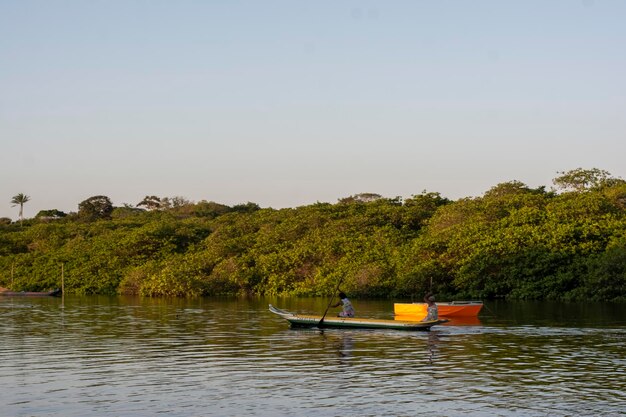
top-left (318, 277), bottom-right (344, 328)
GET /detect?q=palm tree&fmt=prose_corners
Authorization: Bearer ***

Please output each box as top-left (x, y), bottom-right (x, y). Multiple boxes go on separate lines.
top-left (11, 193), bottom-right (30, 225)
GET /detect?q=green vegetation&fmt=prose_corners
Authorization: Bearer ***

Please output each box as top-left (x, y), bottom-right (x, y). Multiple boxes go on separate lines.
top-left (10, 193), bottom-right (30, 226)
top-left (2, 169), bottom-right (625, 301)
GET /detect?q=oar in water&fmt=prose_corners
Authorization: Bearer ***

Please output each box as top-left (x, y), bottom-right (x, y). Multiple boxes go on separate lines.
top-left (318, 277), bottom-right (344, 328)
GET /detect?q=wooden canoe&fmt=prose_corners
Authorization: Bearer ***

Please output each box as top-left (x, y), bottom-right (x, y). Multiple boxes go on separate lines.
top-left (394, 301), bottom-right (483, 318)
top-left (269, 305), bottom-right (448, 331)
top-left (0, 288), bottom-right (62, 297)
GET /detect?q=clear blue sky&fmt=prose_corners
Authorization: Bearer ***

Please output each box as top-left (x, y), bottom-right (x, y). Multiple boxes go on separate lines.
top-left (1, 0), bottom-right (625, 220)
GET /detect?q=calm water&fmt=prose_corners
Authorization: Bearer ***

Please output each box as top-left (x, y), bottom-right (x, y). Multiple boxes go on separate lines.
top-left (1, 296), bottom-right (625, 417)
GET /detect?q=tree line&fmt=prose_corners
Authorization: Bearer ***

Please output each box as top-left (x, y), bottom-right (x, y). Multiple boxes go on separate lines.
top-left (1, 168), bottom-right (625, 301)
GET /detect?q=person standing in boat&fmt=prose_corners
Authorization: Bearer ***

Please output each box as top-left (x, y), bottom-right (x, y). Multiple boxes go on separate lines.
top-left (331, 292), bottom-right (355, 317)
top-left (422, 293), bottom-right (438, 322)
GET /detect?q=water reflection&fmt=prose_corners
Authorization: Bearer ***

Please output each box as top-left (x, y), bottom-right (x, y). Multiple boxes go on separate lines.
top-left (427, 331), bottom-right (440, 364)
top-left (318, 331), bottom-right (355, 362)
top-left (443, 316), bottom-right (482, 326)
top-left (0, 296), bottom-right (625, 417)
top-left (394, 314), bottom-right (483, 326)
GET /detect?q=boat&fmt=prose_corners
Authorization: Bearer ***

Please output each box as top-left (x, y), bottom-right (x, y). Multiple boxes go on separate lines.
top-left (0, 288), bottom-right (62, 297)
top-left (394, 300), bottom-right (483, 319)
top-left (269, 305), bottom-right (448, 331)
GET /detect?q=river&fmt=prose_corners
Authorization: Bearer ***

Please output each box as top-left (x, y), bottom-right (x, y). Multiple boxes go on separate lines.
top-left (1, 296), bottom-right (625, 416)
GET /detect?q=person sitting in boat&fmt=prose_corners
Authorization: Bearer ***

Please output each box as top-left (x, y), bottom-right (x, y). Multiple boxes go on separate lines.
top-left (331, 292), bottom-right (355, 317)
top-left (422, 293), bottom-right (438, 322)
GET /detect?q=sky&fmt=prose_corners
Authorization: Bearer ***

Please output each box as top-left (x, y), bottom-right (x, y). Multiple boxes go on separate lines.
top-left (1, 0), bottom-right (625, 220)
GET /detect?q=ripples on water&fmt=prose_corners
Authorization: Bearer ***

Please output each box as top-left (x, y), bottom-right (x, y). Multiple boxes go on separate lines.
top-left (1, 296), bottom-right (625, 417)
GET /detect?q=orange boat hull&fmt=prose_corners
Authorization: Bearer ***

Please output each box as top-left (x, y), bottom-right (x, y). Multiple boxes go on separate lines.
top-left (394, 302), bottom-right (483, 318)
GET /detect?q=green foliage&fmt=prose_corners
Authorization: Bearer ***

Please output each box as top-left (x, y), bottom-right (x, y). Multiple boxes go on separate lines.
top-left (553, 168), bottom-right (623, 192)
top-left (11, 193), bottom-right (31, 224)
top-left (338, 193), bottom-right (384, 204)
top-left (231, 202), bottom-right (261, 213)
top-left (35, 209), bottom-right (67, 219)
top-left (78, 195), bottom-right (114, 221)
top-left (193, 201), bottom-right (232, 218)
top-left (1, 169), bottom-right (625, 301)
top-left (137, 195), bottom-right (162, 210)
